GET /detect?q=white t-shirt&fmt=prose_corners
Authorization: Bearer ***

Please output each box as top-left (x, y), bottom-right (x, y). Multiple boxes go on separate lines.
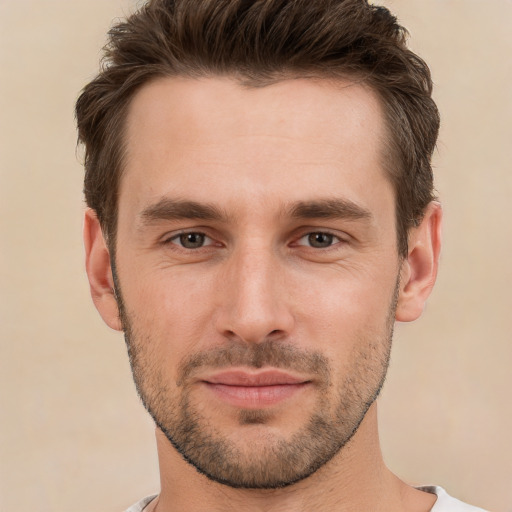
top-left (417, 486), bottom-right (488, 512)
top-left (125, 486), bottom-right (488, 511)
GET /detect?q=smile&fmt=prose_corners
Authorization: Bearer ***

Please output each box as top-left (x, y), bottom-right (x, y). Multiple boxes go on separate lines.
top-left (201, 370), bottom-right (312, 408)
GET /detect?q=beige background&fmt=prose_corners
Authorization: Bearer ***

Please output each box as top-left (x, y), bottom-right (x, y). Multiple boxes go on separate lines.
top-left (1, 1), bottom-right (511, 511)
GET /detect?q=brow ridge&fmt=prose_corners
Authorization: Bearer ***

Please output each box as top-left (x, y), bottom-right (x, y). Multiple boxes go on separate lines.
top-left (138, 197), bottom-right (371, 226)
top-left (140, 198), bottom-right (229, 224)
top-left (287, 198), bottom-right (372, 221)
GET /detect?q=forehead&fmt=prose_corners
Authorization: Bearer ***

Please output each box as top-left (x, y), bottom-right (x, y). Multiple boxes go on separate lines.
top-left (121, 76), bottom-right (390, 216)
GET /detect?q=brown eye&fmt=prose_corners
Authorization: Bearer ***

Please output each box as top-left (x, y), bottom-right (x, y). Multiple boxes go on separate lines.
top-left (308, 232), bottom-right (335, 248)
top-left (296, 232), bottom-right (341, 249)
top-left (173, 232), bottom-right (208, 249)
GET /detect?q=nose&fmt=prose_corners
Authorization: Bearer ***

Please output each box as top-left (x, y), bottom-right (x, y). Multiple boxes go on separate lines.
top-left (214, 244), bottom-right (295, 344)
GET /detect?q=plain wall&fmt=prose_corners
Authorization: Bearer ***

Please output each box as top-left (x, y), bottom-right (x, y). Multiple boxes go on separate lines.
top-left (1, 1), bottom-right (511, 511)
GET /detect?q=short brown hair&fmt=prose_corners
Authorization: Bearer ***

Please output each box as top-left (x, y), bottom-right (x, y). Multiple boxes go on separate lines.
top-left (76, 0), bottom-right (439, 256)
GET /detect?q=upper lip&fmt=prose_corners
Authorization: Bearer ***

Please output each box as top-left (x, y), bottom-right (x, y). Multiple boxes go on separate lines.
top-left (202, 369), bottom-right (309, 387)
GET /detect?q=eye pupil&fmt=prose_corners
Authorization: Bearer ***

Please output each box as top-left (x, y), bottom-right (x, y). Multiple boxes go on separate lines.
top-left (179, 233), bottom-right (205, 248)
top-left (308, 232), bottom-right (333, 248)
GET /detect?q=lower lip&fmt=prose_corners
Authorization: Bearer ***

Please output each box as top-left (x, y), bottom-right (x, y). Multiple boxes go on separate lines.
top-left (203, 382), bottom-right (309, 408)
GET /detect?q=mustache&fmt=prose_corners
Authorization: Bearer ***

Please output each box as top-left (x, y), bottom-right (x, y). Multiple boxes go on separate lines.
top-left (176, 340), bottom-right (331, 387)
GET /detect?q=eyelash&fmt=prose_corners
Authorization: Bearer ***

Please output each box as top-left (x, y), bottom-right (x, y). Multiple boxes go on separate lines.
top-left (162, 230), bottom-right (346, 251)
top-left (164, 231), bottom-right (217, 249)
top-left (294, 231), bottom-right (343, 249)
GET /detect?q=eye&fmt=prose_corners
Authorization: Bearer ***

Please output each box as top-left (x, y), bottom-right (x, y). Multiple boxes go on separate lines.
top-left (169, 232), bottom-right (213, 249)
top-left (296, 232), bottom-right (341, 249)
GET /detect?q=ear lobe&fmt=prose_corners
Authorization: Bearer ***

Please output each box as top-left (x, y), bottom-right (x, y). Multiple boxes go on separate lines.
top-left (83, 208), bottom-right (123, 331)
top-left (395, 202), bottom-right (442, 322)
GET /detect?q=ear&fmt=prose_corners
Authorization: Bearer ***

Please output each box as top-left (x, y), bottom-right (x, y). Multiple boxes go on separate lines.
top-left (83, 208), bottom-right (123, 331)
top-left (395, 202), bottom-right (442, 322)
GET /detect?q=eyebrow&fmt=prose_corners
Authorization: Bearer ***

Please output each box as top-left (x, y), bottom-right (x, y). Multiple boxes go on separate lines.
top-left (139, 198), bottom-right (229, 224)
top-left (287, 198), bottom-right (372, 222)
top-left (138, 196), bottom-right (372, 227)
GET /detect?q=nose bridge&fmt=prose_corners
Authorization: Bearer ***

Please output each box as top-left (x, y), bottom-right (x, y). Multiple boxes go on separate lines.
top-left (216, 239), bottom-right (293, 343)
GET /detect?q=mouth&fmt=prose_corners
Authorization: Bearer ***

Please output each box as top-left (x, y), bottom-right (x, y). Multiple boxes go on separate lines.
top-left (200, 369), bottom-right (312, 409)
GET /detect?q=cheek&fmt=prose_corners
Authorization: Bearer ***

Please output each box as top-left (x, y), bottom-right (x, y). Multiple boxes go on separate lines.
top-left (120, 265), bottom-right (220, 369)
top-left (297, 274), bottom-right (396, 401)
top-left (292, 266), bottom-right (397, 354)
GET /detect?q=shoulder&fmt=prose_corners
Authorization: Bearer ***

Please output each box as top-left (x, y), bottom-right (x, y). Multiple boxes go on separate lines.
top-left (417, 486), bottom-right (489, 512)
top-left (124, 494), bottom-right (158, 512)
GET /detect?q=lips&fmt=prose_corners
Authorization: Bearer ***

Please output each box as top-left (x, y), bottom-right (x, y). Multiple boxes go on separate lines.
top-left (204, 370), bottom-right (307, 386)
top-left (201, 369), bottom-right (311, 408)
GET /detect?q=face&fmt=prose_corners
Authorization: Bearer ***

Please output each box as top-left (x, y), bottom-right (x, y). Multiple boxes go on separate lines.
top-left (113, 77), bottom-right (402, 488)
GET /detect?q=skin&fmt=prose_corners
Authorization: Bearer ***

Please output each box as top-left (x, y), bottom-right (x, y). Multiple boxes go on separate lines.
top-left (84, 77), bottom-right (442, 512)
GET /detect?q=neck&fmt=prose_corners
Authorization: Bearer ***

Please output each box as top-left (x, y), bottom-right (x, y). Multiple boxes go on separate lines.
top-left (148, 404), bottom-right (436, 512)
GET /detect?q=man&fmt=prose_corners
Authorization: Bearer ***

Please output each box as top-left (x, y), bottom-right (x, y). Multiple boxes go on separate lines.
top-left (76, 1), bottom-right (487, 511)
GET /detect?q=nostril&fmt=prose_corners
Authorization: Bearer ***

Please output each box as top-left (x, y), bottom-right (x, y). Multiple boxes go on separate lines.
top-left (221, 328), bottom-right (287, 345)
top-left (265, 329), bottom-right (288, 342)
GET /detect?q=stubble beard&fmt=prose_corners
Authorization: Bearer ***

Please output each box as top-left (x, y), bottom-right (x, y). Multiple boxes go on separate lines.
top-left (113, 267), bottom-right (398, 489)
